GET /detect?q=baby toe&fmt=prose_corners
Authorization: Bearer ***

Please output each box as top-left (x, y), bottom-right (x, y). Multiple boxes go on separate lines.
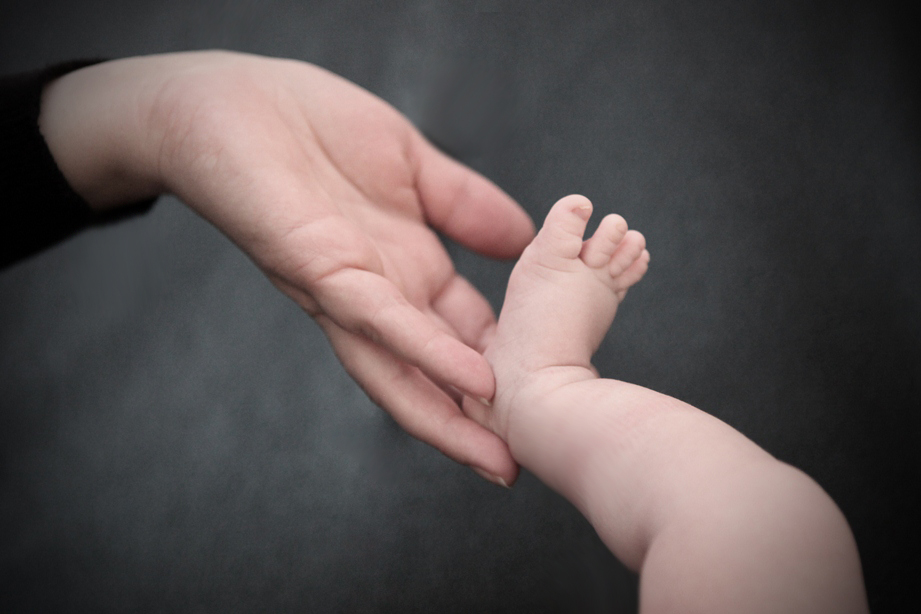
top-left (608, 230), bottom-right (646, 278)
top-left (581, 213), bottom-right (628, 269)
top-left (612, 248), bottom-right (650, 291)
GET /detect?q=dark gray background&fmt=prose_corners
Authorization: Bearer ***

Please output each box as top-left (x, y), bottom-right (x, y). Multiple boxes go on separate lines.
top-left (1, 1), bottom-right (917, 612)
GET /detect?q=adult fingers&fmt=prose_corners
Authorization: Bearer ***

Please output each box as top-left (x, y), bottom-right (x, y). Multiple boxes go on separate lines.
top-left (413, 135), bottom-right (534, 259)
top-left (431, 274), bottom-right (498, 353)
top-left (319, 317), bottom-right (519, 487)
top-left (315, 267), bottom-right (495, 402)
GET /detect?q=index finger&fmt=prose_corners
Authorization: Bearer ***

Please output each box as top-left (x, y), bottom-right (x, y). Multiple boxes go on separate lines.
top-left (315, 267), bottom-right (496, 402)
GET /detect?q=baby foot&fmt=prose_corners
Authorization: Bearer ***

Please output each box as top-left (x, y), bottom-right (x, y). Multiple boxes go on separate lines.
top-left (468, 194), bottom-right (649, 437)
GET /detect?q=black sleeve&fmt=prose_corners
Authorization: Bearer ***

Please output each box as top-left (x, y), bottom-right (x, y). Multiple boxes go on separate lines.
top-left (0, 60), bottom-right (158, 269)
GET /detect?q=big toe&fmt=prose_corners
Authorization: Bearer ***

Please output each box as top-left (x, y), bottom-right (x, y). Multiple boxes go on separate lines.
top-left (532, 195), bottom-right (593, 260)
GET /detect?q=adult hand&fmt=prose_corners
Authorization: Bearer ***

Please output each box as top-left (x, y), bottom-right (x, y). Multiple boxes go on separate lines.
top-left (40, 51), bottom-right (534, 486)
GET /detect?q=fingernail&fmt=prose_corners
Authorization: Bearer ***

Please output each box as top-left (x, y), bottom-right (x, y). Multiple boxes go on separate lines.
top-left (575, 204), bottom-right (592, 220)
top-left (477, 396), bottom-right (492, 407)
top-left (473, 467), bottom-right (510, 488)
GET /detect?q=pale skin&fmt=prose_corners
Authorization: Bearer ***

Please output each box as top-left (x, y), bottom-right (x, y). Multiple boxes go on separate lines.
top-left (35, 50), bottom-right (868, 608)
top-left (464, 194), bottom-right (869, 613)
top-left (38, 50), bottom-right (535, 486)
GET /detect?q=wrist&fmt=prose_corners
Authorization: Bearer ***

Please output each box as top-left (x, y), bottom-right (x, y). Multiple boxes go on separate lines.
top-left (39, 58), bottom-right (165, 210)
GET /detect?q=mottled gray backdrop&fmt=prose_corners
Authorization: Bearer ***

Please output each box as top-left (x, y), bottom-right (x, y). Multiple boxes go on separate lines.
top-left (1, 1), bottom-right (917, 612)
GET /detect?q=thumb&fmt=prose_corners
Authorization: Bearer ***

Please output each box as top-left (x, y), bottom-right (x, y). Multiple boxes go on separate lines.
top-left (413, 134), bottom-right (534, 259)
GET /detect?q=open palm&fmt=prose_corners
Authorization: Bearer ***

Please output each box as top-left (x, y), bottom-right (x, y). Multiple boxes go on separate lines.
top-left (145, 52), bottom-right (534, 484)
